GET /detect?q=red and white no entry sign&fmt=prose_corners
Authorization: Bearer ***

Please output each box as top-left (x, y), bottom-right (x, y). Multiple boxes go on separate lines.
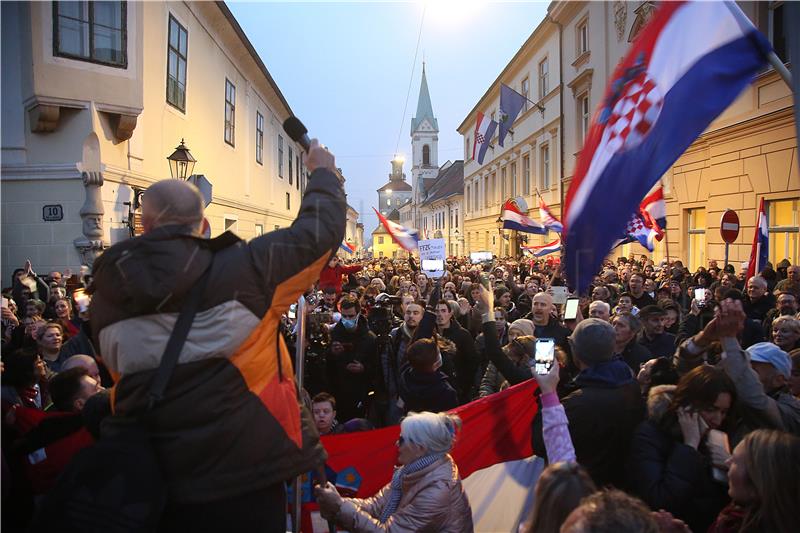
top-left (720, 209), bottom-right (740, 244)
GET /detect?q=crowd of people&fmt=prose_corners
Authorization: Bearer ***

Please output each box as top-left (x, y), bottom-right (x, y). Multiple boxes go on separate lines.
top-left (2, 137), bottom-right (800, 531)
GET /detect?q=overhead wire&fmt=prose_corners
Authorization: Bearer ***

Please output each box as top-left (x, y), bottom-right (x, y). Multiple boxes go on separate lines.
top-left (393, 4), bottom-right (426, 159)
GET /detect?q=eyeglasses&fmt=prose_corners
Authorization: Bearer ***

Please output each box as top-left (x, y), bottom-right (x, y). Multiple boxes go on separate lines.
top-left (396, 435), bottom-right (409, 446)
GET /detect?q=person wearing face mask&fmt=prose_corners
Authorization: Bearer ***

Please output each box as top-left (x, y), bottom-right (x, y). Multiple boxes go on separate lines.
top-left (327, 295), bottom-right (377, 422)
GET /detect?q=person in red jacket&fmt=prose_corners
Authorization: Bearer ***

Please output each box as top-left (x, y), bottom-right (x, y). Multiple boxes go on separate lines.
top-left (319, 256), bottom-right (363, 294)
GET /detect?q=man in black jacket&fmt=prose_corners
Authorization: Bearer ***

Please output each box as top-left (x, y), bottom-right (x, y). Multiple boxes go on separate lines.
top-left (436, 300), bottom-right (478, 403)
top-left (327, 296), bottom-right (377, 421)
top-left (533, 318), bottom-right (644, 488)
top-left (399, 337), bottom-right (458, 414)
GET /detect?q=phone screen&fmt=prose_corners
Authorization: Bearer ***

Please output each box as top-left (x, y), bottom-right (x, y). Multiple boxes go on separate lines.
top-left (694, 288), bottom-right (706, 303)
top-left (564, 297), bottom-right (579, 320)
top-left (533, 338), bottom-right (555, 375)
top-left (422, 259), bottom-right (444, 271)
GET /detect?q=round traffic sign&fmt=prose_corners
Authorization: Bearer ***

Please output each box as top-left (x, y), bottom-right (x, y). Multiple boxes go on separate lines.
top-left (720, 209), bottom-right (740, 244)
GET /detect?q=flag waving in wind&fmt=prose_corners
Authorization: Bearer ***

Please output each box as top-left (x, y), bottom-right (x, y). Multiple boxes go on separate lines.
top-left (502, 200), bottom-right (547, 234)
top-left (562, 0), bottom-right (771, 293)
top-left (473, 112), bottom-right (498, 164)
top-left (640, 182), bottom-right (667, 233)
top-left (498, 84), bottom-right (527, 147)
top-left (339, 240), bottom-right (356, 254)
top-left (746, 198), bottom-right (768, 281)
top-left (522, 239), bottom-right (562, 257)
top-left (373, 208), bottom-right (419, 252)
top-left (538, 198), bottom-right (563, 233)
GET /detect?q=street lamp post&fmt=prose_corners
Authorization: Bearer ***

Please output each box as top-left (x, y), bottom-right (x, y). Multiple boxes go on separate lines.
top-left (167, 138), bottom-right (197, 180)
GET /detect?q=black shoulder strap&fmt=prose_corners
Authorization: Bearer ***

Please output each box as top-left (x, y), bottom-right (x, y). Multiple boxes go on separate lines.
top-left (146, 253), bottom-right (215, 411)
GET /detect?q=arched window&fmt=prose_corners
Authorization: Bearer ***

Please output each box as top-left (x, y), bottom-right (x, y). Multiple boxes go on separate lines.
top-left (422, 144), bottom-right (430, 166)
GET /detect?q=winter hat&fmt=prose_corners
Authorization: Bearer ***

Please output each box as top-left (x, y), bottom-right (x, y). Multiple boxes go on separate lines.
top-left (570, 318), bottom-right (615, 365)
top-left (747, 342), bottom-right (791, 379)
top-left (508, 319), bottom-right (535, 338)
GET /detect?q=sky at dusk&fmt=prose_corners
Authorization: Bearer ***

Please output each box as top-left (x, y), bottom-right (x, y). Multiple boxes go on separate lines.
top-left (228, 1), bottom-right (550, 239)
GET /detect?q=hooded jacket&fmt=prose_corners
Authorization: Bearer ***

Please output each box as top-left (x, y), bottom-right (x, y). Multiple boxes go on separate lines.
top-left (89, 168), bottom-right (345, 503)
top-left (627, 385), bottom-right (730, 533)
top-left (532, 359), bottom-right (644, 489)
top-left (337, 454), bottom-right (473, 532)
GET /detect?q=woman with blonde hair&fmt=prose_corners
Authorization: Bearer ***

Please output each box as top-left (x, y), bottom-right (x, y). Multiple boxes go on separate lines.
top-left (710, 429), bottom-right (800, 533)
top-left (315, 411), bottom-right (472, 532)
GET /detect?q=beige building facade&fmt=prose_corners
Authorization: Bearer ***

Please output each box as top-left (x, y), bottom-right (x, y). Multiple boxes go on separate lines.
top-left (459, 16), bottom-right (562, 259)
top-left (1, 1), bottom-right (312, 281)
top-left (460, 0), bottom-right (798, 270)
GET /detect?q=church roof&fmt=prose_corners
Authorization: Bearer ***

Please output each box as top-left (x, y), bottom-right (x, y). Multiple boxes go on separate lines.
top-left (411, 64), bottom-right (438, 133)
top-left (420, 160), bottom-right (464, 206)
top-left (378, 180), bottom-right (412, 192)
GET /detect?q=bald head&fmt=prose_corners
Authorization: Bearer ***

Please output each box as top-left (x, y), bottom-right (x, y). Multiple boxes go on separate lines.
top-left (142, 180), bottom-right (204, 234)
top-left (62, 354), bottom-right (100, 381)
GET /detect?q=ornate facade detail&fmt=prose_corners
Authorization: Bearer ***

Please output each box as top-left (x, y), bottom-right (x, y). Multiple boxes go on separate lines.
top-left (629, 2), bottom-right (656, 43)
top-left (73, 171), bottom-right (106, 268)
top-left (614, 1), bottom-right (628, 42)
top-left (28, 104), bottom-right (60, 133)
top-left (112, 113), bottom-right (138, 141)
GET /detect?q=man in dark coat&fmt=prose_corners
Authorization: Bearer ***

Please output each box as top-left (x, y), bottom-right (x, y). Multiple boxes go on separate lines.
top-left (436, 300), bottom-right (478, 403)
top-left (327, 296), bottom-right (377, 421)
top-left (399, 338), bottom-right (458, 414)
top-left (638, 305), bottom-right (677, 358)
top-left (532, 318), bottom-right (645, 488)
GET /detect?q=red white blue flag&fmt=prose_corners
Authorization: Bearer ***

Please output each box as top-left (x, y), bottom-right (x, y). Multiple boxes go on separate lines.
top-left (373, 207), bottom-right (419, 252)
top-left (563, 1), bottom-right (771, 293)
top-left (502, 200), bottom-right (547, 235)
top-left (339, 240), bottom-right (356, 254)
top-left (522, 238), bottom-right (562, 257)
top-left (746, 197), bottom-right (768, 280)
top-left (640, 182), bottom-right (667, 232)
top-left (538, 198), bottom-right (563, 233)
top-left (473, 112), bottom-right (498, 164)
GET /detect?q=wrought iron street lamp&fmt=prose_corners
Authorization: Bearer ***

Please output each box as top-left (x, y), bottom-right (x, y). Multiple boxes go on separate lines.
top-left (167, 138), bottom-right (197, 180)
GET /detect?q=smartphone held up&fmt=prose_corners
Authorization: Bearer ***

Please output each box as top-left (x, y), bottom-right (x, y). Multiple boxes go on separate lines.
top-left (532, 338), bottom-right (555, 375)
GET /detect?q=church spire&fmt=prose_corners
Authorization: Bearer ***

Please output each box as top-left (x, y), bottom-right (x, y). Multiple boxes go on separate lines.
top-left (411, 62), bottom-right (438, 134)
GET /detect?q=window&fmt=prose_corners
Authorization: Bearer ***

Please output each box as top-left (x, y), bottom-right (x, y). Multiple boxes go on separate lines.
top-left (501, 167), bottom-right (507, 201)
top-left (687, 208), bottom-right (706, 272)
top-left (484, 176), bottom-right (489, 208)
top-left (511, 163), bottom-right (517, 197)
top-left (577, 19), bottom-right (589, 55)
top-left (521, 77), bottom-right (530, 112)
top-left (255, 112), bottom-right (264, 164)
top-left (278, 135), bottom-right (284, 178)
top-left (166, 15), bottom-right (187, 111)
top-left (423, 145), bottom-right (431, 166)
top-left (454, 208), bottom-right (459, 228)
top-left (579, 93), bottom-right (590, 145)
top-left (255, 223), bottom-right (264, 236)
top-left (769, 199), bottom-right (799, 264)
top-left (540, 144), bottom-right (551, 190)
top-left (378, 236), bottom-right (384, 244)
top-left (288, 147), bottom-right (293, 185)
top-left (286, 192), bottom-right (291, 210)
top-left (53, 1), bottom-right (127, 67)
top-left (224, 79), bottom-right (235, 146)
top-left (538, 58), bottom-right (549, 99)
top-left (465, 135), bottom-right (472, 161)
top-left (296, 155), bottom-right (300, 189)
top-left (769, 2), bottom-right (787, 61)
top-left (522, 155), bottom-right (531, 195)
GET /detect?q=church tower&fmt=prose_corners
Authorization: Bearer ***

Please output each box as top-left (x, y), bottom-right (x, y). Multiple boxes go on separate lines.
top-left (411, 63), bottom-right (439, 219)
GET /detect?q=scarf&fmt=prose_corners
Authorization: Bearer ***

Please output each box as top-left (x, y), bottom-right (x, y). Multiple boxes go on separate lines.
top-left (379, 453), bottom-right (444, 523)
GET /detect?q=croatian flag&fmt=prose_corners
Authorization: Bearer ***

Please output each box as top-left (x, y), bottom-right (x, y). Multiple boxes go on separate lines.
top-left (562, 0), bottom-right (771, 293)
top-left (473, 112), bottom-right (498, 164)
top-left (614, 212), bottom-right (663, 252)
top-left (523, 239), bottom-right (562, 257)
top-left (373, 208), bottom-right (419, 252)
top-left (538, 199), bottom-right (563, 233)
top-left (746, 198), bottom-right (768, 280)
top-left (502, 200), bottom-right (547, 235)
top-left (640, 182), bottom-right (667, 232)
top-left (339, 240), bottom-right (356, 254)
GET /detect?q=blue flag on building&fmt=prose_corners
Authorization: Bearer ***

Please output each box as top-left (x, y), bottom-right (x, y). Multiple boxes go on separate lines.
top-left (498, 84), bottom-right (527, 147)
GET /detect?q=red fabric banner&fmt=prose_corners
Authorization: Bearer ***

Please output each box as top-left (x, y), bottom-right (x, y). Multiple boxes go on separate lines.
top-left (320, 378), bottom-right (539, 498)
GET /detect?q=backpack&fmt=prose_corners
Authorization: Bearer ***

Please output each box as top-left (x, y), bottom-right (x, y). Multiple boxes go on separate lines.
top-left (31, 253), bottom-right (215, 532)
